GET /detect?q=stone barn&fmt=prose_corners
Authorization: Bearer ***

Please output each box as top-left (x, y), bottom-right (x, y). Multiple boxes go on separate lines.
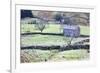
top-left (63, 25), bottom-right (80, 37)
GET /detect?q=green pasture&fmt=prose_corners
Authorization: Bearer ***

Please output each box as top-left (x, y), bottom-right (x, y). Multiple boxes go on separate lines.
top-left (21, 35), bottom-right (73, 46)
top-left (21, 24), bottom-right (61, 33)
top-left (21, 34), bottom-right (89, 46)
top-left (21, 24), bottom-right (90, 35)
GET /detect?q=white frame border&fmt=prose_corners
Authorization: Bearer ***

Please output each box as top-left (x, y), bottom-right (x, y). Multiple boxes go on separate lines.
top-left (11, 2), bottom-right (96, 73)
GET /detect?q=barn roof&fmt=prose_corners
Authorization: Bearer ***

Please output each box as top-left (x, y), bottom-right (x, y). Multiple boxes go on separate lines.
top-left (63, 25), bottom-right (79, 30)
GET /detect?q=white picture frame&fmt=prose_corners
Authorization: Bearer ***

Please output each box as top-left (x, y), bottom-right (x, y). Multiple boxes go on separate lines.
top-left (11, 0), bottom-right (96, 73)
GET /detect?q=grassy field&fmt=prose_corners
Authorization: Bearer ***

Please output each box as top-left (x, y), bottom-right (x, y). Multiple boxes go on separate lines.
top-left (21, 34), bottom-right (75, 46)
top-left (21, 49), bottom-right (89, 63)
top-left (21, 24), bottom-right (90, 35)
top-left (80, 25), bottom-right (90, 35)
top-left (21, 34), bottom-right (89, 46)
top-left (21, 24), bottom-right (61, 33)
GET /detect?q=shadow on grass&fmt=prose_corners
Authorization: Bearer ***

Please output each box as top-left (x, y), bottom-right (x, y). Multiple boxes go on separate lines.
top-left (21, 32), bottom-right (89, 37)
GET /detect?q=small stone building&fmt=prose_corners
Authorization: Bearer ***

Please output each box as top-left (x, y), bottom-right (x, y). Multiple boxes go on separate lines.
top-left (63, 25), bottom-right (80, 37)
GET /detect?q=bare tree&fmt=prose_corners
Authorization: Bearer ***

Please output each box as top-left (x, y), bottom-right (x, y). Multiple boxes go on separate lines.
top-left (35, 20), bottom-right (47, 32)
